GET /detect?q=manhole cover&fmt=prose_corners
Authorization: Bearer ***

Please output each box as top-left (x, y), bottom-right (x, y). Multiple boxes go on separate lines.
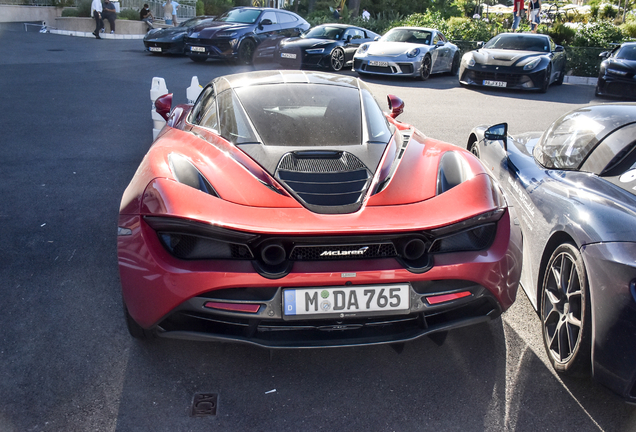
top-left (191, 393), bottom-right (218, 417)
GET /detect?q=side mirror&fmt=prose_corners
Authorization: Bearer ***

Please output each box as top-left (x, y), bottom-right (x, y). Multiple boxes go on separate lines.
top-left (484, 123), bottom-right (508, 150)
top-left (554, 45), bottom-right (564, 52)
top-left (599, 51), bottom-right (609, 58)
top-left (436, 40), bottom-right (445, 47)
top-left (374, 36), bottom-right (380, 41)
top-left (387, 94), bottom-right (404, 119)
top-left (476, 41), bottom-right (484, 49)
top-left (260, 18), bottom-right (273, 27)
top-left (345, 34), bottom-right (352, 43)
top-left (155, 93), bottom-right (173, 121)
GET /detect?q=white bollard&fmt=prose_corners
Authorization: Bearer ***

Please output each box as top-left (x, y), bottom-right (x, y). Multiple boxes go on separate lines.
top-left (186, 76), bottom-right (203, 104)
top-left (151, 77), bottom-right (169, 140)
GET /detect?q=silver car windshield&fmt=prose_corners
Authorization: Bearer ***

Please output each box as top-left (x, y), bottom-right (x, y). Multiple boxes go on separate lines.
top-left (381, 29), bottom-right (431, 44)
top-left (534, 111), bottom-right (605, 169)
top-left (234, 84), bottom-right (362, 146)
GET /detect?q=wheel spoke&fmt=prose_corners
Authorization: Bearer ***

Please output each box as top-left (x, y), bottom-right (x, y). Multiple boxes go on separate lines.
top-left (566, 313), bottom-right (581, 329)
top-left (566, 321), bottom-right (580, 353)
top-left (557, 319), bottom-right (570, 361)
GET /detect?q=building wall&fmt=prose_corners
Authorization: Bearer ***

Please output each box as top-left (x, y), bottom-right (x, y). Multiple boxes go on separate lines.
top-left (0, 5), bottom-right (60, 24)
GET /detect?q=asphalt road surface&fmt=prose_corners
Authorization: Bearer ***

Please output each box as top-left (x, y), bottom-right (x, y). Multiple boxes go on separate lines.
top-left (1, 28), bottom-right (635, 431)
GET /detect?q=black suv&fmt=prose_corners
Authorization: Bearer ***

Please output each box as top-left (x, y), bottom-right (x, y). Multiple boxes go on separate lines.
top-left (184, 7), bottom-right (310, 64)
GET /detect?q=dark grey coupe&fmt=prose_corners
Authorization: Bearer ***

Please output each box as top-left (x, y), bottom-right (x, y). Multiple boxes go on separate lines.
top-left (459, 33), bottom-right (567, 93)
top-left (143, 16), bottom-right (215, 55)
top-left (466, 103), bottom-right (636, 402)
top-left (596, 42), bottom-right (636, 99)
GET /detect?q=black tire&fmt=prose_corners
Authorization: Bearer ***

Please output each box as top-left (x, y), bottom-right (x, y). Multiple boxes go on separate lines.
top-left (449, 52), bottom-right (460, 76)
top-left (539, 65), bottom-right (551, 93)
top-left (238, 39), bottom-right (256, 65)
top-left (330, 48), bottom-right (345, 72)
top-left (124, 303), bottom-right (154, 340)
top-left (419, 55), bottom-right (432, 81)
top-left (189, 55), bottom-right (207, 63)
top-left (469, 140), bottom-right (480, 158)
top-left (540, 243), bottom-right (591, 376)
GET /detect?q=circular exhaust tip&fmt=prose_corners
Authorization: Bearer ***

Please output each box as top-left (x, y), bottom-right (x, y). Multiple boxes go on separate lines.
top-left (261, 243), bottom-right (287, 266)
top-left (403, 238), bottom-right (426, 261)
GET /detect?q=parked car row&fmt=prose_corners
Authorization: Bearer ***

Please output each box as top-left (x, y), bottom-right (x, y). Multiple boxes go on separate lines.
top-left (144, 7), bottom-right (636, 98)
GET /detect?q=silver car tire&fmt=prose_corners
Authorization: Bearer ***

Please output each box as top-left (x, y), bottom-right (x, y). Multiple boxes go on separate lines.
top-left (540, 242), bottom-right (592, 376)
top-left (419, 55), bottom-right (432, 81)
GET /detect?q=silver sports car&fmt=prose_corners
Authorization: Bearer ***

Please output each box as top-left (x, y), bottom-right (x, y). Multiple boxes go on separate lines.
top-left (353, 27), bottom-right (460, 80)
top-left (466, 103), bottom-right (636, 402)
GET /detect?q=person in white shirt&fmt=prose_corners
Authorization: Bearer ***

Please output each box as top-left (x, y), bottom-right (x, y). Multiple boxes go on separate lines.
top-left (90, 0), bottom-right (103, 39)
top-left (171, 1), bottom-right (180, 26)
top-left (362, 9), bottom-right (370, 20)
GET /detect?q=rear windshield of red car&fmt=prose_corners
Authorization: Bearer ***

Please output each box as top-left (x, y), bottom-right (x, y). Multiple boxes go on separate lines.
top-left (234, 84), bottom-right (362, 146)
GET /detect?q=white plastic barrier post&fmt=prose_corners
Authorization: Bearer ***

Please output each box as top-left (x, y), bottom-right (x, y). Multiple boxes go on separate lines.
top-left (186, 76), bottom-right (203, 104)
top-left (150, 77), bottom-right (169, 140)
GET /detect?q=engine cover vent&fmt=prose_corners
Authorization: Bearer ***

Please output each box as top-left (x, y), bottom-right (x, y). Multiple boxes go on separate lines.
top-left (276, 151), bottom-right (371, 214)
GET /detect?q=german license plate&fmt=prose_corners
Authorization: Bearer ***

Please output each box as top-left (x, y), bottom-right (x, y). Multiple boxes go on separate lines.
top-left (283, 284), bottom-right (410, 319)
top-left (149, 47), bottom-right (162, 52)
top-left (484, 80), bottom-right (507, 87)
top-left (369, 60), bottom-right (388, 67)
top-left (281, 52), bottom-right (296, 59)
top-left (191, 46), bottom-right (206, 53)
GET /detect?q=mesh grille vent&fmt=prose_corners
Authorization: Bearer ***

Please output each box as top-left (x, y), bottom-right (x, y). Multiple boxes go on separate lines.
top-left (276, 152), bottom-right (371, 213)
top-left (278, 152), bottom-right (366, 173)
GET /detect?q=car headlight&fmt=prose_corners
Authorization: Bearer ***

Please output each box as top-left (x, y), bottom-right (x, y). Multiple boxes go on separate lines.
top-left (358, 43), bottom-right (369, 54)
top-left (607, 68), bottom-right (628, 76)
top-left (306, 48), bottom-right (325, 54)
top-left (217, 31), bottom-right (238, 37)
top-left (523, 57), bottom-right (541, 70)
top-left (407, 48), bottom-right (420, 58)
top-left (462, 53), bottom-right (475, 67)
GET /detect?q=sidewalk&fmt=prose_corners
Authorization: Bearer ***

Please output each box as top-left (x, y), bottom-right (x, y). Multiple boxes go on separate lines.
top-left (563, 75), bottom-right (598, 86)
top-left (49, 28), bottom-right (144, 39)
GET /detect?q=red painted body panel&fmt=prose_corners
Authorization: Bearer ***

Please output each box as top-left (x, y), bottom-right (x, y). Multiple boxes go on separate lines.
top-left (137, 172), bottom-right (499, 234)
top-left (119, 209), bottom-right (521, 328)
top-left (118, 92), bottom-right (522, 344)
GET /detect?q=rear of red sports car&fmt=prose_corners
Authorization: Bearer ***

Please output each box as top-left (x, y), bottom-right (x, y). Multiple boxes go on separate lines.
top-left (117, 70), bottom-right (522, 348)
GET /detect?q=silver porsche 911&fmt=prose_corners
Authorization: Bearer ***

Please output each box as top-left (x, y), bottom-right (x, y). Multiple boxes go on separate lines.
top-left (353, 27), bottom-right (460, 80)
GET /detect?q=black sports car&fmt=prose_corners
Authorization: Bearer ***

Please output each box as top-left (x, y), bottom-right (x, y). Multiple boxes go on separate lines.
top-left (143, 16), bottom-right (215, 55)
top-left (595, 42), bottom-right (636, 99)
top-left (276, 24), bottom-right (380, 71)
top-left (459, 33), bottom-right (567, 93)
top-left (466, 103), bottom-right (636, 402)
top-left (184, 7), bottom-right (310, 64)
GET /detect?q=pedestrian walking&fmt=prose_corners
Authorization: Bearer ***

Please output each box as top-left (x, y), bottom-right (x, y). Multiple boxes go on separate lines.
top-left (90, 0), bottom-right (103, 39)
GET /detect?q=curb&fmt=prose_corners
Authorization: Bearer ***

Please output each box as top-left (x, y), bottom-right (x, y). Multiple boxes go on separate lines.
top-left (49, 28), bottom-right (144, 40)
top-left (563, 75), bottom-right (598, 86)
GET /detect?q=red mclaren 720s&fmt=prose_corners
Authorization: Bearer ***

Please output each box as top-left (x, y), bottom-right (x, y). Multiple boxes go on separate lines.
top-left (117, 70), bottom-right (522, 348)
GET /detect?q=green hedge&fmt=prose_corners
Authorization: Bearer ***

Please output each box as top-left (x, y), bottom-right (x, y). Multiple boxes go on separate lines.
top-left (564, 46), bottom-right (607, 77)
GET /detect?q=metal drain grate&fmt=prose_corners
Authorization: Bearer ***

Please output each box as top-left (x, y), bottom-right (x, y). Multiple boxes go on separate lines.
top-left (191, 393), bottom-right (218, 417)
